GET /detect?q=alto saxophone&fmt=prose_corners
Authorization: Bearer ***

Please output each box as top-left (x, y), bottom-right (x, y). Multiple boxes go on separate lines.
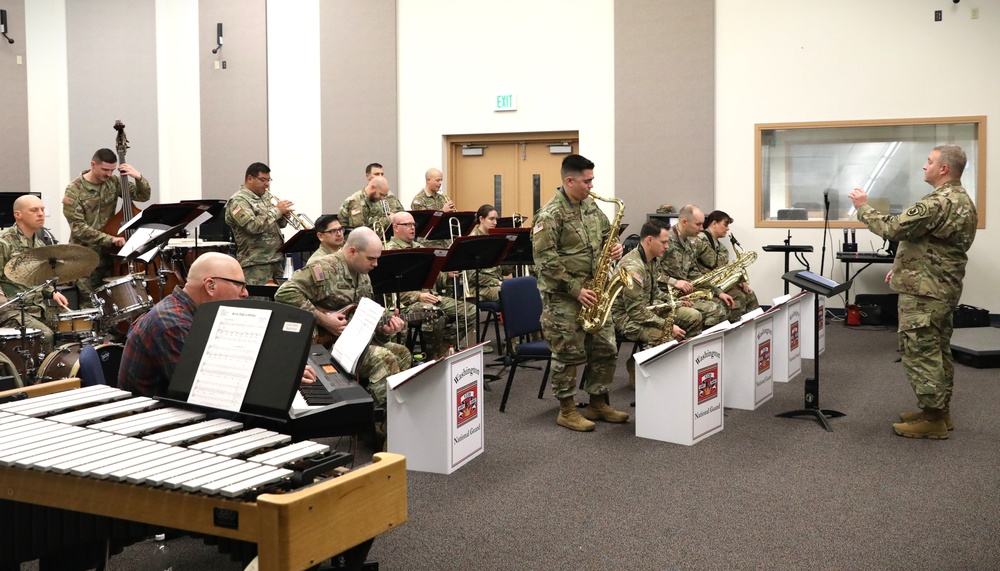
top-left (578, 192), bottom-right (631, 334)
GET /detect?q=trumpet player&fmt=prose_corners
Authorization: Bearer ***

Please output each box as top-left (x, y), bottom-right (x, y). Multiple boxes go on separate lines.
top-left (338, 175), bottom-right (396, 231)
top-left (656, 204), bottom-right (732, 328)
top-left (224, 162), bottom-right (290, 286)
top-left (612, 219), bottom-right (703, 387)
top-left (694, 210), bottom-right (759, 322)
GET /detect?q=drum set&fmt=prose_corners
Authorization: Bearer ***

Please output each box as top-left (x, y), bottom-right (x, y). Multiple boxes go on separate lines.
top-left (1, 244), bottom-right (153, 386)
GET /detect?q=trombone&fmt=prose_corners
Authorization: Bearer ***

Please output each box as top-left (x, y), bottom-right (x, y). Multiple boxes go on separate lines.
top-left (270, 195), bottom-right (313, 230)
top-left (449, 216), bottom-right (472, 350)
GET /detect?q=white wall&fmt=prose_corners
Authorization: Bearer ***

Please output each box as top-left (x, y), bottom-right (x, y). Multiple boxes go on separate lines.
top-left (717, 0), bottom-right (999, 309)
top-left (396, 0), bottom-right (616, 208)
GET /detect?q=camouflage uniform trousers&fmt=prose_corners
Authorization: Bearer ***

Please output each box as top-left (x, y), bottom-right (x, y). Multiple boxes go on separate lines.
top-left (358, 341), bottom-right (412, 408)
top-left (691, 297), bottom-right (729, 327)
top-left (243, 262), bottom-right (284, 301)
top-left (724, 285), bottom-right (760, 323)
top-left (407, 296), bottom-right (477, 358)
top-left (541, 293), bottom-right (617, 400)
top-left (625, 305), bottom-right (703, 384)
top-left (898, 293), bottom-right (955, 411)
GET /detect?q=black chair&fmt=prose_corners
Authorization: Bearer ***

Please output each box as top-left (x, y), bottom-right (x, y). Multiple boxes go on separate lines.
top-left (498, 276), bottom-right (552, 412)
top-left (477, 300), bottom-right (503, 352)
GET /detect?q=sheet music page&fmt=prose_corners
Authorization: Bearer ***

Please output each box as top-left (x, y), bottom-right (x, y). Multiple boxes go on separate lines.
top-left (184, 210), bottom-right (214, 232)
top-left (331, 297), bottom-right (383, 375)
top-left (117, 227), bottom-right (166, 262)
top-left (188, 306), bottom-right (272, 411)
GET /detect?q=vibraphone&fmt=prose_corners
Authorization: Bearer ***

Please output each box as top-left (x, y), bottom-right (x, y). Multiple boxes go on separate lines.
top-left (0, 380), bottom-right (407, 571)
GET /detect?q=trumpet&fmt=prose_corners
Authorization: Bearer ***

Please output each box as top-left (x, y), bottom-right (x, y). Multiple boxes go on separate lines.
top-left (270, 195), bottom-right (313, 230)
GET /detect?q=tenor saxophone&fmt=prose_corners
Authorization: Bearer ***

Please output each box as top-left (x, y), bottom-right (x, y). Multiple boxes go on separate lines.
top-left (578, 192), bottom-right (631, 334)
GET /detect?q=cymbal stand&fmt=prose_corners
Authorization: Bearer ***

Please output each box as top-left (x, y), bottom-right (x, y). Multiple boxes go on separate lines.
top-left (0, 276), bottom-right (58, 382)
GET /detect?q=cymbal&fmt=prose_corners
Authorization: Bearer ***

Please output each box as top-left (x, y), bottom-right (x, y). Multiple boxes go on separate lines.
top-left (4, 244), bottom-right (100, 286)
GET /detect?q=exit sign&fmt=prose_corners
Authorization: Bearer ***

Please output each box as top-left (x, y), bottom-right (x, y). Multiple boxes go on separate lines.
top-left (494, 93), bottom-right (517, 112)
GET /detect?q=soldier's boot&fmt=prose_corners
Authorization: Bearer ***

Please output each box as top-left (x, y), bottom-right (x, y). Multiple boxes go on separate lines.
top-left (556, 397), bottom-right (596, 432)
top-left (892, 408), bottom-right (948, 439)
top-left (581, 393), bottom-right (630, 423)
top-left (899, 407), bottom-right (954, 431)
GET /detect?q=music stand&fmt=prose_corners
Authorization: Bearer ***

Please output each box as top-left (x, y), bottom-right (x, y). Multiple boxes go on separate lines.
top-left (368, 248), bottom-right (448, 311)
top-left (279, 228), bottom-right (321, 262)
top-left (762, 244), bottom-right (814, 295)
top-left (776, 270), bottom-right (853, 431)
top-left (408, 210), bottom-right (438, 241)
top-left (440, 234), bottom-right (516, 346)
top-left (422, 211), bottom-right (477, 243)
top-left (181, 199), bottom-right (231, 242)
top-left (495, 215), bottom-right (526, 229)
top-left (492, 227), bottom-right (533, 277)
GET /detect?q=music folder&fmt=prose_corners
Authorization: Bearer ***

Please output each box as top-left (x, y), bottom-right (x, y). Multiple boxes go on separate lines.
top-left (421, 211), bottom-right (477, 242)
top-left (162, 299), bottom-right (315, 422)
top-left (280, 228), bottom-right (321, 255)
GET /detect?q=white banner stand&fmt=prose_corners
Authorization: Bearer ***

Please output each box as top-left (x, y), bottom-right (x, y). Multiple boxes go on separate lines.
top-left (770, 291), bottom-right (805, 383)
top-left (386, 344), bottom-right (485, 474)
top-left (723, 309), bottom-right (774, 410)
top-left (634, 327), bottom-right (728, 446)
top-left (799, 292), bottom-right (826, 357)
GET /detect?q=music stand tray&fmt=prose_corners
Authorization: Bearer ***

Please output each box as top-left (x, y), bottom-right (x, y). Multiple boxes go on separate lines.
top-left (368, 248), bottom-right (448, 305)
top-left (440, 234), bottom-right (516, 343)
top-left (422, 211), bottom-right (477, 242)
top-left (776, 270), bottom-right (852, 431)
top-left (492, 227), bottom-right (534, 268)
top-left (280, 228), bottom-right (321, 255)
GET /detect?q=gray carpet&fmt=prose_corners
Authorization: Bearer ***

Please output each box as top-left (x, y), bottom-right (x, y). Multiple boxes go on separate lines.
top-left (20, 320), bottom-right (1000, 570)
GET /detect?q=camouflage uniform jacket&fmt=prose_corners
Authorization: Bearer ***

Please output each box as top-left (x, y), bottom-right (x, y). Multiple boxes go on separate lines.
top-left (659, 225), bottom-right (720, 296)
top-left (63, 170), bottom-right (152, 253)
top-left (338, 189), bottom-right (401, 230)
top-left (224, 186), bottom-right (286, 268)
top-left (693, 230), bottom-right (730, 273)
top-left (274, 250), bottom-right (390, 344)
top-left (385, 236), bottom-right (448, 305)
top-left (0, 225), bottom-right (55, 309)
top-left (410, 190), bottom-right (448, 211)
top-left (307, 243), bottom-right (340, 265)
top-left (532, 188), bottom-right (610, 299)
top-left (611, 246), bottom-right (669, 343)
top-left (857, 180), bottom-right (977, 305)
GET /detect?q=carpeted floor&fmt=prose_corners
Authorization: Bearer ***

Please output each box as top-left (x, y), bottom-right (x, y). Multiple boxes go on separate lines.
top-left (19, 319), bottom-right (1000, 570)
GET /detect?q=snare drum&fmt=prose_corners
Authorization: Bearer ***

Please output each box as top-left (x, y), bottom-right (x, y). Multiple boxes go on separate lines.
top-left (36, 342), bottom-right (125, 386)
top-left (163, 239), bottom-right (236, 279)
top-left (55, 308), bottom-right (103, 342)
top-left (0, 327), bottom-right (44, 378)
top-left (92, 275), bottom-right (153, 325)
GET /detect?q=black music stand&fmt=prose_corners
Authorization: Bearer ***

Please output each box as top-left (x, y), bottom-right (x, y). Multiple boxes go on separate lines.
top-left (368, 248), bottom-right (447, 311)
top-left (776, 270), bottom-right (853, 432)
top-left (492, 227), bottom-right (533, 277)
top-left (163, 299), bottom-right (315, 422)
top-left (495, 215), bottom-right (526, 229)
top-left (117, 202), bottom-right (213, 236)
top-left (181, 199), bottom-right (231, 242)
top-left (440, 234), bottom-right (516, 346)
top-left (422, 211), bottom-right (477, 243)
top-left (280, 228), bottom-right (321, 270)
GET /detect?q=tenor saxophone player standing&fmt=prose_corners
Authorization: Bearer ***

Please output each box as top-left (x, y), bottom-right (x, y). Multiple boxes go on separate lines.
top-left (225, 162), bottom-right (291, 286)
top-left (532, 154), bottom-right (629, 432)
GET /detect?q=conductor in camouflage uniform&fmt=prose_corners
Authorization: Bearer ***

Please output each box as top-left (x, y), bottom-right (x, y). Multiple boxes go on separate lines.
top-left (613, 219), bottom-right (703, 386)
top-left (274, 227), bottom-right (411, 408)
top-left (657, 205), bottom-right (733, 328)
top-left (0, 195), bottom-right (71, 354)
top-left (385, 211), bottom-right (477, 360)
top-left (533, 154), bottom-right (629, 432)
top-left (224, 163), bottom-right (292, 286)
top-left (338, 176), bottom-right (397, 240)
top-left (62, 148), bottom-right (151, 293)
top-left (850, 145), bottom-right (977, 440)
top-left (693, 210), bottom-right (759, 322)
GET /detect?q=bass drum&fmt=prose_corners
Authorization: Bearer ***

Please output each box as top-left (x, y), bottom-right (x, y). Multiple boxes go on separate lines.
top-left (36, 343), bottom-right (125, 386)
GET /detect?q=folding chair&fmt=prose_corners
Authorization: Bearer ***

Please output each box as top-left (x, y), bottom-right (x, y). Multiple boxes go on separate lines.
top-left (498, 276), bottom-right (552, 412)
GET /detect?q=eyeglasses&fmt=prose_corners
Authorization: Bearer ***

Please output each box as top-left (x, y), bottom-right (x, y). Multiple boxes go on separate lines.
top-left (251, 175), bottom-right (273, 183)
top-left (319, 227), bottom-right (344, 234)
top-left (210, 276), bottom-right (248, 291)
top-left (394, 222), bottom-right (416, 228)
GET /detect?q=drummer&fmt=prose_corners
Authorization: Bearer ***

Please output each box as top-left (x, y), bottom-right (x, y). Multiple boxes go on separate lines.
top-left (0, 195), bottom-right (71, 353)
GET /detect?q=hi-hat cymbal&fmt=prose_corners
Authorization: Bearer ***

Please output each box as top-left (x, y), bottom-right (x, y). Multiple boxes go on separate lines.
top-left (4, 244), bottom-right (99, 286)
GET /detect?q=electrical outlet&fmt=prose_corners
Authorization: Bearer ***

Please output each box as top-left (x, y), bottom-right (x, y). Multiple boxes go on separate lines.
top-left (214, 60), bottom-right (219, 70)
top-left (221, 61), bottom-right (227, 69)
top-left (971, 7), bottom-right (979, 19)
top-left (934, 10), bottom-right (942, 21)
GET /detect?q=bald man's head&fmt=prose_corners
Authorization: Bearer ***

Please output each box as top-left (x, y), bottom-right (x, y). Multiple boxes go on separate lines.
top-left (12, 194), bottom-right (46, 233)
top-left (424, 168), bottom-right (443, 193)
top-left (343, 226), bottom-right (383, 274)
top-left (365, 176), bottom-right (389, 202)
top-left (184, 253), bottom-right (248, 303)
top-left (391, 211), bottom-right (416, 243)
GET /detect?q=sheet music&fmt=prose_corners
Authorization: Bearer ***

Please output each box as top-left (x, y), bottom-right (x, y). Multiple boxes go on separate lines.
top-left (188, 306), bottom-right (272, 412)
top-left (331, 297), bottom-right (383, 375)
top-left (185, 210), bottom-right (214, 232)
top-left (118, 227), bottom-right (165, 262)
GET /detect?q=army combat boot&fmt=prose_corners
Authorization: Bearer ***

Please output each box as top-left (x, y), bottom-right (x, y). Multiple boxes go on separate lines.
top-left (892, 408), bottom-right (948, 439)
top-left (581, 393), bottom-right (630, 423)
top-left (556, 397), bottom-right (596, 432)
top-left (899, 407), bottom-right (954, 431)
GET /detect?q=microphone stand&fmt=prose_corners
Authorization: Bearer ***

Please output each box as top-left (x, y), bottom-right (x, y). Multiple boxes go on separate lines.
top-left (819, 192), bottom-right (831, 277)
